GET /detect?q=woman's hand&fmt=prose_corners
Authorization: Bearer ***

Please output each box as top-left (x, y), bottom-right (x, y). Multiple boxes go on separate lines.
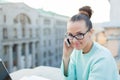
top-left (62, 38), bottom-right (74, 60)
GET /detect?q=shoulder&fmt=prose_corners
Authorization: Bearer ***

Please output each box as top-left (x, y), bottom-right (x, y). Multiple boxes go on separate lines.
top-left (93, 42), bottom-right (112, 58)
top-left (91, 42), bottom-right (116, 66)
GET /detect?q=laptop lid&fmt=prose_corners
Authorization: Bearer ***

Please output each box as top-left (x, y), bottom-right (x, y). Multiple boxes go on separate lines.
top-left (0, 59), bottom-right (12, 80)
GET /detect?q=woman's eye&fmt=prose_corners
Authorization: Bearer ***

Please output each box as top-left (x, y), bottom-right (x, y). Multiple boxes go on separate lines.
top-left (77, 33), bottom-right (83, 36)
top-left (68, 33), bottom-right (73, 36)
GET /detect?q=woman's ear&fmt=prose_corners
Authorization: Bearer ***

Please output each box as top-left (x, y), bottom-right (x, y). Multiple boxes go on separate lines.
top-left (89, 28), bottom-right (94, 37)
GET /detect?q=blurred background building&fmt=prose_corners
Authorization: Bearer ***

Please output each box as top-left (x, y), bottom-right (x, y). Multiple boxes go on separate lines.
top-left (94, 0), bottom-right (120, 71)
top-left (0, 3), bottom-right (68, 72)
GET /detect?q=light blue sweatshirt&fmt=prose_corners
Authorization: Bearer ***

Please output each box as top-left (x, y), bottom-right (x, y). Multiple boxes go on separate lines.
top-left (61, 42), bottom-right (119, 80)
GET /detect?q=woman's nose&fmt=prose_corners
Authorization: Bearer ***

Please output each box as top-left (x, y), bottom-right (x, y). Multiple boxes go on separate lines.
top-left (72, 37), bottom-right (78, 43)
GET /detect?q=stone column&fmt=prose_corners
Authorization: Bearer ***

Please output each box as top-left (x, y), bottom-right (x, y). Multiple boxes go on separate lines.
top-left (25, 43), bottom-right (29, 68)
top-left (17, 43), bottom-right (22, 69)
top-left (32, 42), bottom-right (36, 67)
top-left (8, 44), bottom-right (13, 72)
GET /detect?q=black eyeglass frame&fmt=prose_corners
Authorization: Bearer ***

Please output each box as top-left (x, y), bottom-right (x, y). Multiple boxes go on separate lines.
top-left (65, 29), bottom-right (90, 40)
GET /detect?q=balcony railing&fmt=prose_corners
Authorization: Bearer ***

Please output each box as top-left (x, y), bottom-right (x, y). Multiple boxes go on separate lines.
top-left (10, 66), bottom-right (63, 80)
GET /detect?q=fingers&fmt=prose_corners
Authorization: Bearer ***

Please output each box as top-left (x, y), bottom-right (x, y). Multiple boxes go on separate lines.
top-left (63, 38), bottom-right (67, 47)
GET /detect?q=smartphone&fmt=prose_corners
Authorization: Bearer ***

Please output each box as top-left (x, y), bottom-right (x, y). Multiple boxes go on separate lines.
top-left (66, 38), bottom-right (71, 47)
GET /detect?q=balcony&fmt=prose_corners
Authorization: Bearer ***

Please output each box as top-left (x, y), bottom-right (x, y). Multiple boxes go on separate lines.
top-left (10, 66), bottom-right (120, 80)
top-left (10, 66), bottom-right (63, 80)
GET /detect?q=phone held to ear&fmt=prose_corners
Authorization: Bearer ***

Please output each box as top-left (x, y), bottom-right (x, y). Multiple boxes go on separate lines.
top-left (66, 38), bottom-right (71, 47)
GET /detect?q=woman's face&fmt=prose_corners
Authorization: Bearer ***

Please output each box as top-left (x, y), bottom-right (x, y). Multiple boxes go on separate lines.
top-left (67, 20), bottom-right (92, 50)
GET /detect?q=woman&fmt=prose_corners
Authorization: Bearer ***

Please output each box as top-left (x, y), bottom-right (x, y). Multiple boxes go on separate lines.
top-left (61, 6), bottom-right (119, 80)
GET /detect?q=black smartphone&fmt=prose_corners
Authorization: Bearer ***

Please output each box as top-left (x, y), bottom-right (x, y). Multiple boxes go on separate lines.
top-left (66, 38), bottom-right (71, 47)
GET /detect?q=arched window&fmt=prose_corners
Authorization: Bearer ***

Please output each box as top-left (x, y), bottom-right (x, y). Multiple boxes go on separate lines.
top-left (13, 13), bottom-right (31, 25)
top-left (14, 13), bottom-right (31, 38)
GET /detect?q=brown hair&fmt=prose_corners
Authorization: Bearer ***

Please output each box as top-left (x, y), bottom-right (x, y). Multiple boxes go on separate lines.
top-left (79, 6), bottom-right (93, 19)
top-left (70, 14), bottom-right (92, 31)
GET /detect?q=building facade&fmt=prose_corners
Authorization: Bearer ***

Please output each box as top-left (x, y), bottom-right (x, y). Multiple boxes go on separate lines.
top-left (109, 0), bottom-right (120, 21)
top-left (0, 3), bottom-right (68, 72)
top-left (94, 0), bottom-right (120, 71)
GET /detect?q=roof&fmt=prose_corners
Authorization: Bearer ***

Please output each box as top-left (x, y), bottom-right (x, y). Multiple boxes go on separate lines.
top-left (37, 9), bottom-right (69, 18)
top-left (101, 21), bottom-right (120, 28)
top-left (93, 21), bottom-right (120, 30)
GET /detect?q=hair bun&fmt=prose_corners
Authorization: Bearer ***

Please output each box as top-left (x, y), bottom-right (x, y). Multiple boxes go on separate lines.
top-left (79, 6), bottom-right (93, 19)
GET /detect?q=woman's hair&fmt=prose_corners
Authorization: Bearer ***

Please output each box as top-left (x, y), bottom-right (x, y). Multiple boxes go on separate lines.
top-left (79, 6), bottom-right (93, 19)
top-left (69, 6), bottom-right (93, 31)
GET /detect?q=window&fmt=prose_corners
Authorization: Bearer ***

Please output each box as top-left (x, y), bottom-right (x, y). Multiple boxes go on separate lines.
top-left (29, 28), bottom-right (32, 38)
top-left (43, 40), bottom-right (46, 47)
top-left (13, 13), bottom-right (31, 25)
top-left (55, 56), bottom-right (58, 61)
top-left (49, 59), bottom-right (52, 66)
top-left (35, 42), bottom-right (39, 51)
top-left (49, 40), bottom-right (51, 46)
top-left (43, 61), bottom-right (47, 66)
top-left (20, 13), bottom-right (31, 25)
top-left (22, 28), bottom-right (25, 37)
top-left (55, 48), bottom-right (57, 54)
top-left (3, 28), bottom-right (8, 39)
top-left (43, 51), bottom-right (47, 58)
top-left (29, 43), bottom-right (32, 54)
top-left (36, 28), bottom-right (39, 37)
top-left (48, 28), bottom-right (51, 34)
top-left (55, 20), bottom-right (66, 25)
top-left (48, 50), bottom-right (52, 56)
top-left (44, 19), bottom-right (51, 25)
top-left (3, 46), bottom-right (8, 61)
top-left (43, 28), bottom-right (47, 35)
top-left (22, 43), bottom-right (25, 56)
top-left (4, 15), bottom-right (6, 23)
top-left (43, 28), bottom-right (51, 36)
top-left (3, 46), bottom-right (8, 55)
top-left (14, 18), bottom-right (18, 24)
top-left (14, 28), bottom-right (17, 38)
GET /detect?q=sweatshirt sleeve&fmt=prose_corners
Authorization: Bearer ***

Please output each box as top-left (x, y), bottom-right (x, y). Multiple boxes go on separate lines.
top-left (88, 57), bottom-right (119, 80)
top-left (60, 50), bottom-right (77, 80)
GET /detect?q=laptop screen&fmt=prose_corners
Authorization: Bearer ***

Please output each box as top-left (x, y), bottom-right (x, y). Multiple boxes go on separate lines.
top-left (0, 60), bottom-right (12, 80)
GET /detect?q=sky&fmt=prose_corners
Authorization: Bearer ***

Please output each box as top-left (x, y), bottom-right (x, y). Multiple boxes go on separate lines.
top-left (1, 0), bottom-right (110, 23)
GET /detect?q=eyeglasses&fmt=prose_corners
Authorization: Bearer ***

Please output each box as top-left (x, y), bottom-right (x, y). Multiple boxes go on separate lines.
top-left (65, 30), bottom-right (89, 40)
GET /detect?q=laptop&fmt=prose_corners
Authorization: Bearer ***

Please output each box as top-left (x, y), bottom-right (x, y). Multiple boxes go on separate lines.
top-left (0, 59), bottom-right (12, 80)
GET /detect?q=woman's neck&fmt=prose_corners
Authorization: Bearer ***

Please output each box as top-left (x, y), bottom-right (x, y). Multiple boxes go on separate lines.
top-left (83, 41), bottom-right (93, 54)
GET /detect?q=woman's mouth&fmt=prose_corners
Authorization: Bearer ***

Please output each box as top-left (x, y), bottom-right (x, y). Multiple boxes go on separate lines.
top-left (74, 42), bottom-right (83, 48)
top-left (74, 42), bottom-right (80, 47)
